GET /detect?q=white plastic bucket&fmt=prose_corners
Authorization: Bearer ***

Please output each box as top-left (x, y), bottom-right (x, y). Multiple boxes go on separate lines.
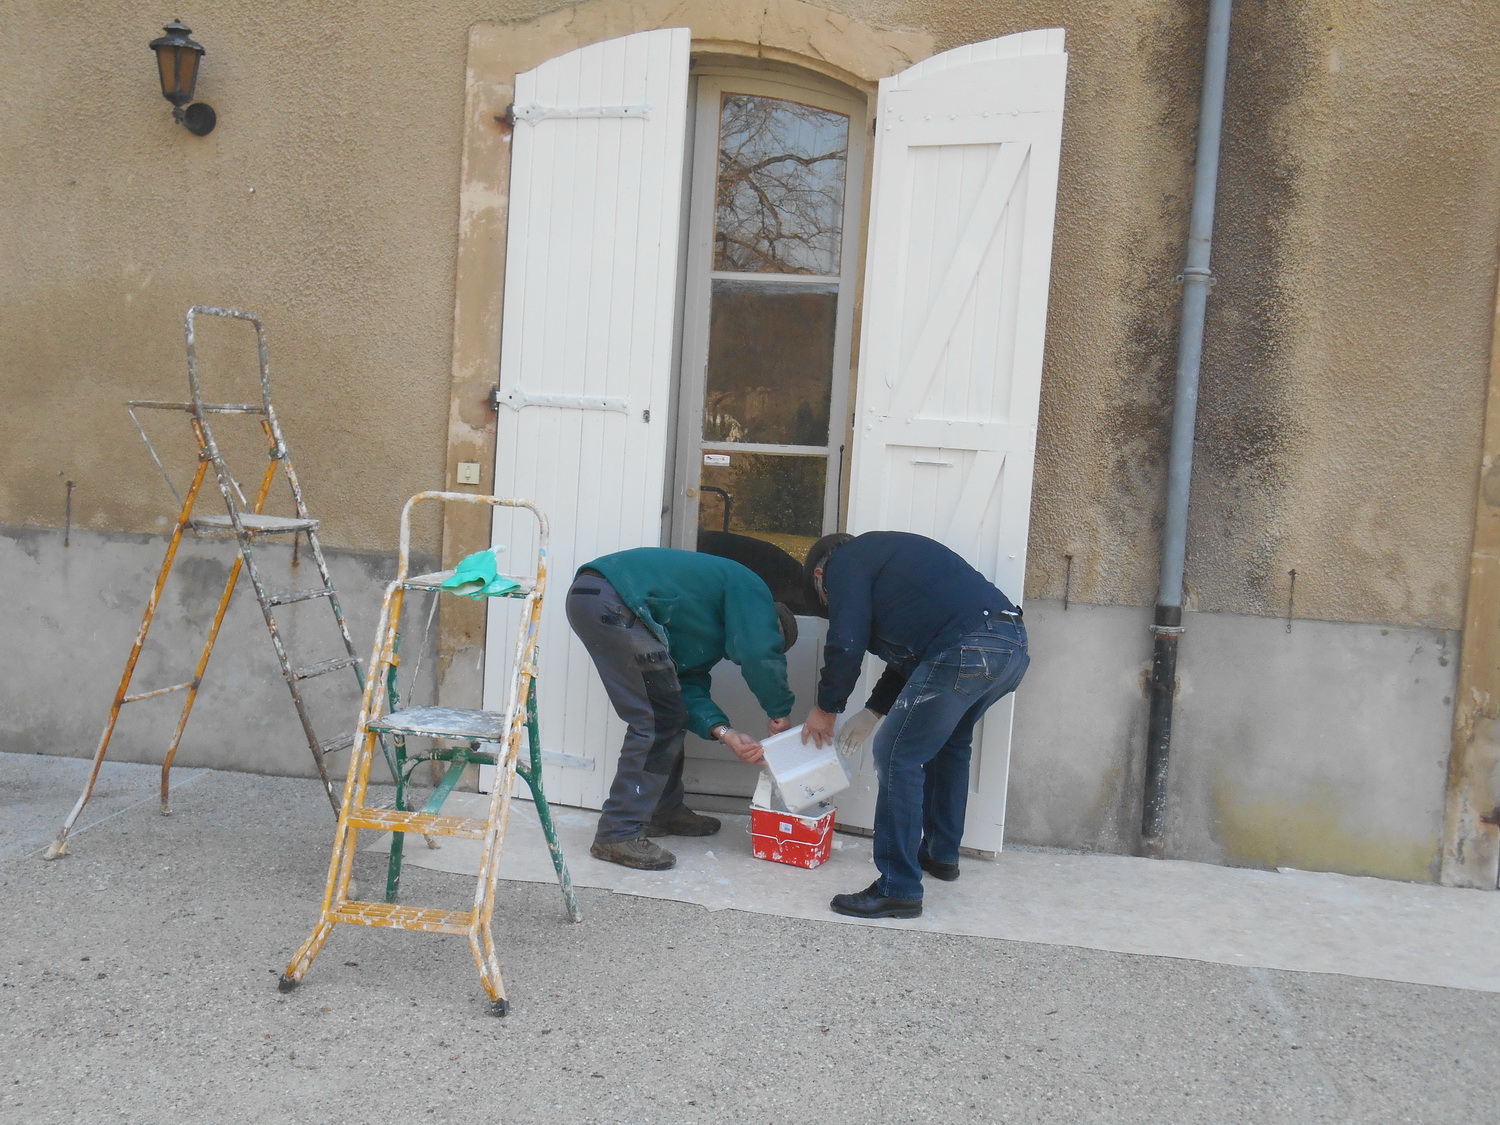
top-left (759, 725), bottom-right (850, 813)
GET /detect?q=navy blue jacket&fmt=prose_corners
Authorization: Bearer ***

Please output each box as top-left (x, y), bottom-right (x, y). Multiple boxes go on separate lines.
top-left (816, 532), bottom-right (1019, 715)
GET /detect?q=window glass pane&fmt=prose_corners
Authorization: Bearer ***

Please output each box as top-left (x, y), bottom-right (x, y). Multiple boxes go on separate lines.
top-left (704, 280), bottom-right (835, 445)
top-left (714, 95), bottom-right (849, 275)
top-left (697, 452), bottom-right (827, 564)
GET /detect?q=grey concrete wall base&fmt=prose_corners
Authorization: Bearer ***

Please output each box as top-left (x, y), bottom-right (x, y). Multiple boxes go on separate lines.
top-left (1008, 600), bottom-right (1458, 883)
top-left (1, 524), bottom-right (433, 782)
top-left (6, 527), bottom-right (1461, 883)
top-left (1007, 600), bottom-right (1155, 856)
top-left (1169, 611), bottom-right (1457, 882)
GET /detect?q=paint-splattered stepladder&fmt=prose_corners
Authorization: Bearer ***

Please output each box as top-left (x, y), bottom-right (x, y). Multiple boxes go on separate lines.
top-left (280, 492), bottom-right (581, 1016)
top-left (45, 305), bottom-right (365, 859)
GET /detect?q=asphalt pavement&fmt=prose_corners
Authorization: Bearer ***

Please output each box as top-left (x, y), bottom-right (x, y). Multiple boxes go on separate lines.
top-left (3, 752), bottom-right (1496, 1123)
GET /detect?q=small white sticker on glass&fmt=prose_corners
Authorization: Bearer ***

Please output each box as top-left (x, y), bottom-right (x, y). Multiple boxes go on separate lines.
top-left (703, 453), bottom-right (731, 466)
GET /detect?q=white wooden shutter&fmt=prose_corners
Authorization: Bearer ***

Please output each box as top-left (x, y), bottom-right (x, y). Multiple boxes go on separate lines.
top-left (483, 29), bottom-right (691, 808)
top-left (838, 30), bottom-right (1068, 851)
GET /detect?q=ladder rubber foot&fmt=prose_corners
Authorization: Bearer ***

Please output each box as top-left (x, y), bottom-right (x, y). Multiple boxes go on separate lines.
top-left (490, 998), bottom-right (510, 1018)
top-left (277, 975), bottom-right (300, 993)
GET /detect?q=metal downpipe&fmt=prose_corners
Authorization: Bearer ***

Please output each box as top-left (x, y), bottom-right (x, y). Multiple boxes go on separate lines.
top-left (1141, 0), bottom-right (1234, 857)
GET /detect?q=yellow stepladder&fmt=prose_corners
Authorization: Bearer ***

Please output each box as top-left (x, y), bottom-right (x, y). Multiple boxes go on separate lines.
top-left (279, 491), bottom-right (581, 1016)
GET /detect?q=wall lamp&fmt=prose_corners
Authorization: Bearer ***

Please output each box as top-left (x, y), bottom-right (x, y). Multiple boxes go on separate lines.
top-left (149, 19), bottom-right (216, 135)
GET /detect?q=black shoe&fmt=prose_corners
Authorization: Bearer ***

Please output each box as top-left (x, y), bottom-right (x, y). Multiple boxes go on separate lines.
top-left (919, 852), bottom-right (960, 882)
top-left (830, 881), bottom-right (923, 919)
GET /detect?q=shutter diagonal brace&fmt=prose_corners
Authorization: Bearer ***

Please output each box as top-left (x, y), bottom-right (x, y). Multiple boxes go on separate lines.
top-left (884, 142), bottom-right (1029, 411)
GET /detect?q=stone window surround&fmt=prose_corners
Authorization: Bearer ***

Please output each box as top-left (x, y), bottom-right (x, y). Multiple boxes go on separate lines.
top-left (434, 1), bottom-right (933, 709)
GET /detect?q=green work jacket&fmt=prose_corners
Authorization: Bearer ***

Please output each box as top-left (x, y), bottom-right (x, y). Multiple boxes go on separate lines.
top-left (582, 548), bottom-right (794, 739)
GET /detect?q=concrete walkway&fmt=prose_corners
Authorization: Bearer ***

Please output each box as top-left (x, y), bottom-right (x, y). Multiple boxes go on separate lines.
top-left (376, 792), bottom-right (1500, 994)
top-left (4, 752), bottom-right (1498, 1123)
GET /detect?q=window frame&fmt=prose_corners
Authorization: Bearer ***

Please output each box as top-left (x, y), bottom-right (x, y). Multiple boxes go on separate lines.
top-left (666, 65), bottom-right (869, 556)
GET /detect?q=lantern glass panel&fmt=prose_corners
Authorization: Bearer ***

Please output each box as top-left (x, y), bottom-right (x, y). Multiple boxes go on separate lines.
top-left (155, 44), bottom-right (200, 106)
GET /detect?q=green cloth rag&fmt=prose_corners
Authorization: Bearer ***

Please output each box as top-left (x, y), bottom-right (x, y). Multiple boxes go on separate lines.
top-left (440, 549), bottom-right (520, 599)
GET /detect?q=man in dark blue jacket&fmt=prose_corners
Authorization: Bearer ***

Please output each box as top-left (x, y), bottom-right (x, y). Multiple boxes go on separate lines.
top-left (801, 531), bottom-right (1029, 918)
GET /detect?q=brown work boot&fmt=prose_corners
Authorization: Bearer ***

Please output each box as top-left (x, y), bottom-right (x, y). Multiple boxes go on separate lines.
top-left (590, 836), bottom-right (676, 870)
top-left (646, 806), bottom-right (722, 837)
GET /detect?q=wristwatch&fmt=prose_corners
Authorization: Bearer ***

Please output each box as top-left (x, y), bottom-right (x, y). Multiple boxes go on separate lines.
top-left (710, 723), bottom-right (729, 742)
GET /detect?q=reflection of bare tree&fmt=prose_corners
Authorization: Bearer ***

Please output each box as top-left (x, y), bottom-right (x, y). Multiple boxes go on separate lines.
top-left (715, 96), bottom-right (848, 275)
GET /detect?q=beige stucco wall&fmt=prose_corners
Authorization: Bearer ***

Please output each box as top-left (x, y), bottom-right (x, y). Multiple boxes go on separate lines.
top-left (3, 0), bottom-right (1497, 627)
top-left (1020, 0), bottom-right (1500, 633)
top-left (1184, 0), bottom-right (1500, 632)
top-left (1, 3), bottom-right (482, 554)
top-left (1268, 1), bottom-right (1500, 631)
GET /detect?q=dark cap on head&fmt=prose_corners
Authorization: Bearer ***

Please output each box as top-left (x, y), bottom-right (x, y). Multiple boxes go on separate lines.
top-left (802, 532), bottom-right (854, 617)
top-left (774, 602), bottom-right (798, 653)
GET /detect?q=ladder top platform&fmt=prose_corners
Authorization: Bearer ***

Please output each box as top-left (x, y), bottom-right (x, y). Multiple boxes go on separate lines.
top-left (367, 706), bottom-right (509, 742)
top-left (403, 570), bottom-right (536, 597)
top-left (191, 513), bottom-right (319, 534)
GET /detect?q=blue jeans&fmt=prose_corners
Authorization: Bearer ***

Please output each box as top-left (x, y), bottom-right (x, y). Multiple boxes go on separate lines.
top-left (870, 619), bottom-right (1029, 900)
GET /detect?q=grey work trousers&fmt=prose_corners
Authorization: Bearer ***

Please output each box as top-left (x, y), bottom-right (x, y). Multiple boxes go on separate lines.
top-left (565, 573), bottom-right (690, 842)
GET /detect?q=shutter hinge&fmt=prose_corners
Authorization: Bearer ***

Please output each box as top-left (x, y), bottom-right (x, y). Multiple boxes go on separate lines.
top-left (507, 102), bottom-right (652, 125)
top-left (495, 386), bottom-right (630, 413)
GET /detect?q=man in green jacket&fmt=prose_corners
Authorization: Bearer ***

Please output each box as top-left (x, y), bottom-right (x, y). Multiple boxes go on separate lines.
top-left (566, 547), bottom-right (797, 870)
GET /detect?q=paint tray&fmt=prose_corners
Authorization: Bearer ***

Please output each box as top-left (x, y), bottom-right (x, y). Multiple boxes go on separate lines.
top-left (759, 725), bottom-right (850, 813)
